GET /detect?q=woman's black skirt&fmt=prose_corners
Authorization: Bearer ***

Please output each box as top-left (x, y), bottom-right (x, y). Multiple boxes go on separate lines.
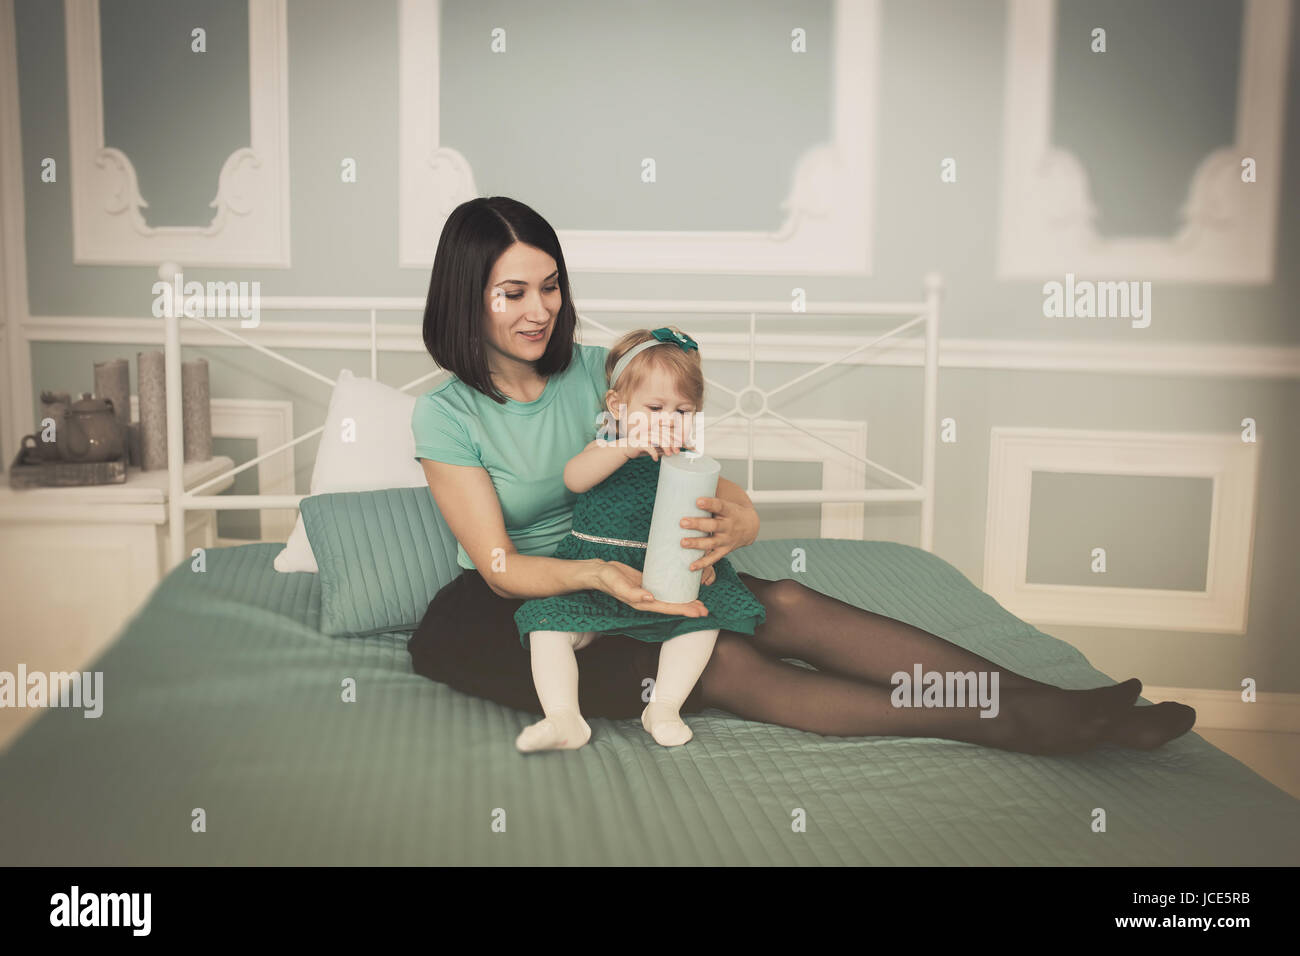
top-left (407, 569), bottom-right (709, 719)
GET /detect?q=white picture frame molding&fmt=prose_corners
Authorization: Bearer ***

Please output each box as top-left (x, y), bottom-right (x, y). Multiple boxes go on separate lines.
top-left (983, 427), bottom-right (1260, 633)
top-left (397, 0), bottom-right (878, 274)
top-left (64, 0), bottom-right (291, 266)
top-left (997, 0), bottom-right (1290, 282)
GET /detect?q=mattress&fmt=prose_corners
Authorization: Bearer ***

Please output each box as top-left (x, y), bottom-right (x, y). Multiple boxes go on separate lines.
top-left (1, 538), bottom-right (1297, 865)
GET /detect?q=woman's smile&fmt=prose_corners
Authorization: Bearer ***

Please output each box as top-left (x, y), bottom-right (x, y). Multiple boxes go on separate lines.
top-left (518, 326), bottom-right (547, 342)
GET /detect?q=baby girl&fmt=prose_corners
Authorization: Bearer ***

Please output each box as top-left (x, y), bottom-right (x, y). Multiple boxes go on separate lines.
top-left (512, 327), bottom-right (766, 752)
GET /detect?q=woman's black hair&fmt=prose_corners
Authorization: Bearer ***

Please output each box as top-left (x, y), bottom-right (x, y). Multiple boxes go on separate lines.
top-left (421, 196), bottom-right (578, 403)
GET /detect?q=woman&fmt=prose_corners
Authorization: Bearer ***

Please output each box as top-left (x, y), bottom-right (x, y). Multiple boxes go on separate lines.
top-left (408, 196), bottom-right (1196, 755)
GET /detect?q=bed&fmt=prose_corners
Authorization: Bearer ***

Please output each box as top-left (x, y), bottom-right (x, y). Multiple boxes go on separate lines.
top-left (2, 534), bottom-right (1298, 865)
top-left (5, 277), bottom-right (1297, 865)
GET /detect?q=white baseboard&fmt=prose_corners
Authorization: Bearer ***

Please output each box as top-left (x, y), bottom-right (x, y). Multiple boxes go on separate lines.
top-left (1141, 685), bottom-right (1300, 734)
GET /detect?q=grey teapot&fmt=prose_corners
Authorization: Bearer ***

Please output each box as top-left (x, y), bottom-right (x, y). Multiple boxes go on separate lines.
top-left (58, 393), bottom-right (127, 462)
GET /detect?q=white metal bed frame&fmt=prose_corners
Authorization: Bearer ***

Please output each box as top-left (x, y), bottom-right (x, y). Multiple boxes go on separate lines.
top-left (160, 269), bottom-right (944, 567)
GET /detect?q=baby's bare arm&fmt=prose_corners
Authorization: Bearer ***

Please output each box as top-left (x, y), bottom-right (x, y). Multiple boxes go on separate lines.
top-left (563, 440), bottom-right (636, 494)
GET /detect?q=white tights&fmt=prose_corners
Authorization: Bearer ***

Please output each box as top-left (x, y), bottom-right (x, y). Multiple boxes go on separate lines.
top-left (515, 628), bottom-right (720, 752)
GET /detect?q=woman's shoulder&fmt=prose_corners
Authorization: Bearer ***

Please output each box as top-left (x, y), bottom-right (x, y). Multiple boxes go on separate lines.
top-left (411, 376), bottom-right (476, 435)
top-left (572, 342), bottom-right (611, 405)
top-left (574, 342), bottom-right (610, 377)
top-left (415, 374), bottom-right (471, 411)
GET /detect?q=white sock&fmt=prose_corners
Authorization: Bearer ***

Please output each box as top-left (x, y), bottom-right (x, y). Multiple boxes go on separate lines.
top-left (517, 631), bottom-right (595, 753)
top-left (642, 629), bottom-right (719, 747)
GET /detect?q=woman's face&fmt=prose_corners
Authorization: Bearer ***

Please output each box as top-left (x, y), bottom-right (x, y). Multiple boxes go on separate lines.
top-left (482, 242), bottom-right (563, 367)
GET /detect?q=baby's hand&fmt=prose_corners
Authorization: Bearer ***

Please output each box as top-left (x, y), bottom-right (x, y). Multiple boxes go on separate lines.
top-left (624, 439), bottom-right (680, 462)
top-left (701, 565), bottom-right (716, 586)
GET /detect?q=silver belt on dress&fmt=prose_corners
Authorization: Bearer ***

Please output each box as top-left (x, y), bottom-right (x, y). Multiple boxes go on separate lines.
top-left (569, 529), bottom-right (648, 549)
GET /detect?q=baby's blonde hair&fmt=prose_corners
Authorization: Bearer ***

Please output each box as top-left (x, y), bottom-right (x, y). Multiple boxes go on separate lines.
top-left (604, 327), bottom-right (705, 410)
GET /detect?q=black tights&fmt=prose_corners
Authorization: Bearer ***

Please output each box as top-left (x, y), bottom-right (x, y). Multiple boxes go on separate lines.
top-left (695, 575), bottom-right (1194, 755)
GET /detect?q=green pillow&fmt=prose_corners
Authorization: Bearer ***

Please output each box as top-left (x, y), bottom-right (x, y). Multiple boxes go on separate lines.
top-left (299, 486), bottom-right (463, 638)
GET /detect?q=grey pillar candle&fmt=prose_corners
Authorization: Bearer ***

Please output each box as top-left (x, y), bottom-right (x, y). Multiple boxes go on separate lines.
top-left (181, 358), bottom-right (212, 462)
top-left (137, 350), bottom-right (168, 471)
top-left (93, 358), bottom-right (130, 427)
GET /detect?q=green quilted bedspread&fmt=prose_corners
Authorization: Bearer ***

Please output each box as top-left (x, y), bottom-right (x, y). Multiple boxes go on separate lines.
top-left (2, 539), bottom-right (1297, 865)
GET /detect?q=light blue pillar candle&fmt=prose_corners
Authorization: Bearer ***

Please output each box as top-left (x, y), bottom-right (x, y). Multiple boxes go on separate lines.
top-left (642, 451), bottom-right (721, 604)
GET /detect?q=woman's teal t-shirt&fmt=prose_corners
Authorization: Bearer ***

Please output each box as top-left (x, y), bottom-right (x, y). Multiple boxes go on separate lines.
top-left (410, 342), bottom-right (610, 571)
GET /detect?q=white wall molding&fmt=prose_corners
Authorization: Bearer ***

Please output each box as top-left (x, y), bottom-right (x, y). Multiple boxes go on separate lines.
top-left (64, 0), bottom-right (291, 266)
top-left (1143, 686), bottom-right (1300, 734)
top-left (131, 394), bottom-right (295, 540)
top-left (24, 314), bottom-right (1300, 379)
top-left (998, 0), bottom-right (1290, 282)
top-left (704, 417), bottom-right (867, 539)
top-left (984, 427), bottom-right (1261, 633)
top-left (397, 0), bottom-right (878, 274)
top-left (396, 0), bottom-right (477, 271)
top-left (0, 0), bottom-right (33, 469)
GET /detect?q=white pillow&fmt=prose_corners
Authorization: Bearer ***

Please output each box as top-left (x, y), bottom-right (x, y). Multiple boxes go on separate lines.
top-left (274, 369), bottom-right (429, 573)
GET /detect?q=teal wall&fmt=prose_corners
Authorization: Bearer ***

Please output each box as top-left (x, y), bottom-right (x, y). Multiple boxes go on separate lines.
top-left (10, 0), bottom-right (1300, 693)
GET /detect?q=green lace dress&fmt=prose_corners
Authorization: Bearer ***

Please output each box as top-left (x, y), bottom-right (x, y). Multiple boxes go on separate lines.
top-left (513, 453), bottom-right (767, 647)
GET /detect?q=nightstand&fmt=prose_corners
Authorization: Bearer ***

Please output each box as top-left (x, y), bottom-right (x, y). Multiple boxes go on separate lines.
top-left (0, 457), bottom-right (235, 751)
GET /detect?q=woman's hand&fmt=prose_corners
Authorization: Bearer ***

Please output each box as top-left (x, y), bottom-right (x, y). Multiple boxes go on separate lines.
top-left (681, 496), bottom-right (759, 573)
top-left (701, 565), bottom-right (717, 586)
top-left (593, 560), bottom-right (709, 618)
